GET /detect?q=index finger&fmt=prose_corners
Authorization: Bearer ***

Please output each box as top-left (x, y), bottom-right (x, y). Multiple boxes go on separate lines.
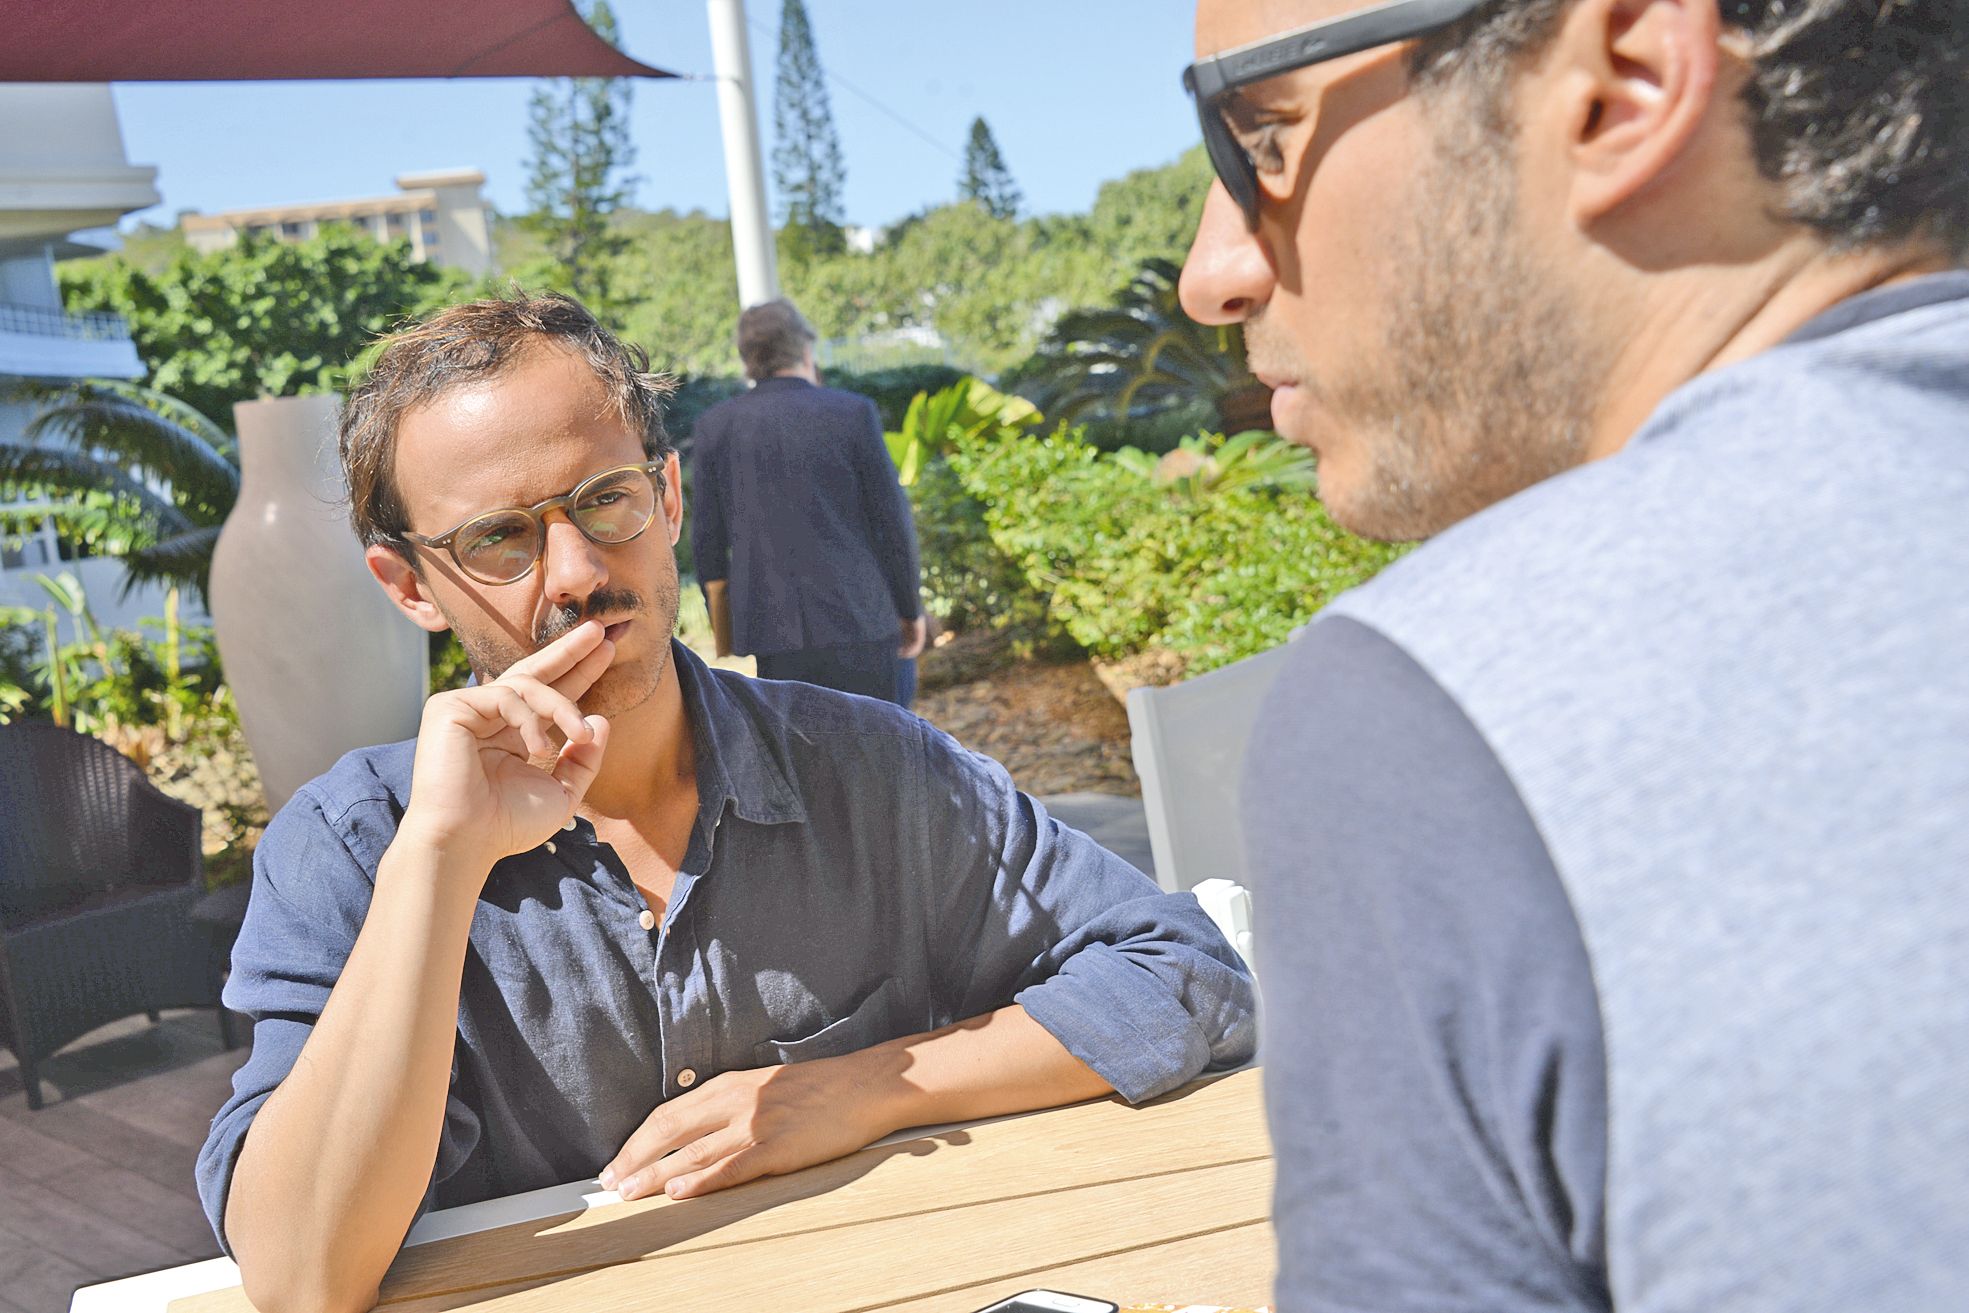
top-left (502, 619), bottom-right (607, 686)
top-left (600, 1092), bottom-right (720, 1190)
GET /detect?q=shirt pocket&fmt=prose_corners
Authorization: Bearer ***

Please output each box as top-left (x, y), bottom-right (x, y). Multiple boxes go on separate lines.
top-left (752, 974), bottom-right (905, 1066)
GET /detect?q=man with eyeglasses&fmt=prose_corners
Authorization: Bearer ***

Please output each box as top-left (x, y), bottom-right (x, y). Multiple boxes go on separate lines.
top-left (1179, 0), bottom-right (1968, 1308)
top-left (196, 292), bottom-right (1255, 1313)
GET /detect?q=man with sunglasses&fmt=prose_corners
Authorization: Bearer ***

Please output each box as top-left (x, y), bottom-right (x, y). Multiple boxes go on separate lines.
top-left (1179, 0), bottom-right (1967, 1308)
top-left (196, 292), bottom-right (1255, 1313)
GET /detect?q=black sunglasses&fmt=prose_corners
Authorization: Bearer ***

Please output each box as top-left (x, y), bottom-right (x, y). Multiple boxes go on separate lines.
top-left (1182, 0), bottom-right (1488, 230)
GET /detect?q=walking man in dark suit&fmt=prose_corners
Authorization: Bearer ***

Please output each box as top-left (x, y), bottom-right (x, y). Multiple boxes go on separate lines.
top-left (689, 300), bottom-right (926, 704)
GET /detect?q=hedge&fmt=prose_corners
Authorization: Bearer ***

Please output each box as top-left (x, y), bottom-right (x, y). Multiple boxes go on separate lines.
top-left (946, 428), bottom-right (1407, 675)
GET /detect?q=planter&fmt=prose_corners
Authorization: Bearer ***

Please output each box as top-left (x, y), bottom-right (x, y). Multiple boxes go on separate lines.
top-left (210, 394), bottom-right (426, 816)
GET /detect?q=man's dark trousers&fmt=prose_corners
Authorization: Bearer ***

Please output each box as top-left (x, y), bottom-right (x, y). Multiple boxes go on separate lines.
top-left (756, 641), bottom-right (898, 703)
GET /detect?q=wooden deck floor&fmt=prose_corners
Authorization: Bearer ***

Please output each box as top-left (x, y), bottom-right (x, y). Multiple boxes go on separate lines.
top-left (0, 1009), bottom-right (250, 1313)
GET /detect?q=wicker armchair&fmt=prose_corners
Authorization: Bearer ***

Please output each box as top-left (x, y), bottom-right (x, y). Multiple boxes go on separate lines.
top-left (0, 721), bottom-right (234, 1110)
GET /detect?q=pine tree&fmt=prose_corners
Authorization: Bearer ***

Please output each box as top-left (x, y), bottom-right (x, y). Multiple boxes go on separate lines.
top-left (771, 0), bottom-right (848, 258)
top-left (523, 0), bottom-right (638, 317)
top-left (958, 117), bottom-right (1021, 220)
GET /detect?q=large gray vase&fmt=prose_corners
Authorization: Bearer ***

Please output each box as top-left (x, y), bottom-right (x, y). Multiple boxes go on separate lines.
top-left (210, 394), bottom-right (427, 817)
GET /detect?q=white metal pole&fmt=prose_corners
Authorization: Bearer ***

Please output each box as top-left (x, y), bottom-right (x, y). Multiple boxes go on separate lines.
top-left (706, 0), bottom-right (780, 309)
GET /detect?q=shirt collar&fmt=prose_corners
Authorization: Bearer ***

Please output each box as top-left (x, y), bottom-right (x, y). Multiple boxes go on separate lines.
top-left (1783, 270), bottom-right (1969, 346)
top-left (751, 375), bottom-right (814, 390)
top-left (670, 640), bottom-right (808, 827)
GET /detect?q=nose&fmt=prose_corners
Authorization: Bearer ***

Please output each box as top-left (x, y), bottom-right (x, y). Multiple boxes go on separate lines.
top-left (1180, 181), bottom-right (1274, 326)
top-left (538, 510), bottom-right (609, 611)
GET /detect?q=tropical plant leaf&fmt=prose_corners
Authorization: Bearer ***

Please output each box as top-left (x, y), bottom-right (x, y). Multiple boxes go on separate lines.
top-left (0, 381), bottom-right (237, 600)
top-left (884, 377), bottom-right (1043, 487)
top-left (0, 444), bottom-right (193, 531)
top-left (1017, 257), bottom-right (1269, 435)
top-left (122, 527), bottom-right (224, 603)
top-left (21, 385), bottom-right (238, 514)
top-left (85, 378), bottom-right (235, 455)
top-left (34, 571), bottom-right (87, 618)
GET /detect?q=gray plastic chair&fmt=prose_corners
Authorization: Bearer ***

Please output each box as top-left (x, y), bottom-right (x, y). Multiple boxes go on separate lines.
top-left (1126, 644), bottom-right (1290, 972)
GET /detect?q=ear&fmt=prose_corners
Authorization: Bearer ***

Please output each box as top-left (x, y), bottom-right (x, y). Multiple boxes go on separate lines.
top-left (365, 542), bottom-right (454, 635)
top-left (1550, 0), bottom-right (1721, 224)
top-left (659, 450), bottom-right (684, 547)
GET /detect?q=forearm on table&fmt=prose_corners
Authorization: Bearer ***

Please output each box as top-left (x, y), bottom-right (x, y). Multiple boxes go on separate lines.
top-left (851, 1003), bottom-right (1113, 1137)
top-left (226, 837), bottom-right (482, 1313)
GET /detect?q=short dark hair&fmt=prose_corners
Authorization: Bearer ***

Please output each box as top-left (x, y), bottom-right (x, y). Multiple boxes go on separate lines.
top-left (735, 299), bottom-right (817, 380)
top-left (1407, 0), bottom-right (1969, 260)
top-left (340, 290), bottom-right (675, 550)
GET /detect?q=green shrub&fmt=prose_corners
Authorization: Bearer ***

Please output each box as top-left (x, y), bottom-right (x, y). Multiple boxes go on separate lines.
top-left (429, 631), bottom-right (474, 693)
top-left (828, 364), bottom-right (968, 429)
top-left (950, 428), bottom-right (1407, 675)
top-left (908, 454), bottom-right (1050, 637)
top-left (876, 377), bottom-right (1051, 640)
top-left (0, 574), bottom-right (231, 741)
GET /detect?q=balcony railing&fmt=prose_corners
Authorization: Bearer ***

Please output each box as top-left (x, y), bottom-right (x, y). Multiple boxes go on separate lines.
top-left (0, 301), bottom-right (133, 343)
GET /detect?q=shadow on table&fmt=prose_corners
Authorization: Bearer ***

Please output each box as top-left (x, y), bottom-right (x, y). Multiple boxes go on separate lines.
top-left (375, 1125), bottom-right (977, 1309)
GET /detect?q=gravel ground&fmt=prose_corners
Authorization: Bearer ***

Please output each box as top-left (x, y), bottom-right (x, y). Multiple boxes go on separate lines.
top-left (914, 658), bottom-right (1140, 797)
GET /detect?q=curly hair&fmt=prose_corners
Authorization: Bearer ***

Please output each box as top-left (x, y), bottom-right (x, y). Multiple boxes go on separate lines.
top-left (339, 290), bottom-right (675, 552)
top-left (1407, 0), bottom-right (1969, 260)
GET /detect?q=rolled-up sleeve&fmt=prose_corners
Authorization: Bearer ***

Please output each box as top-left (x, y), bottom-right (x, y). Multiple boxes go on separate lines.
top-left (917, 727), bottom-right (1256, 1103)
top-left (195, 788), bottom-right (481, 1255)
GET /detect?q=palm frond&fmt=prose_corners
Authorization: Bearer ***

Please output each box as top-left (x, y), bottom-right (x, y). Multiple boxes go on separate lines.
top-left (0, 497), bottom-right (184, 555)
top-left (0, 444), bottom-right (196, 534)
top-left (1019, 257), bottom-right (1265, 430)
top-left (86, 379), bottom-right (237, 457)
top-left (21, 393), bottom-right (238, 516)
top-left (121, 527), bottom-right (223, 604)
top-left (2, 381), bottom-right (237, 602)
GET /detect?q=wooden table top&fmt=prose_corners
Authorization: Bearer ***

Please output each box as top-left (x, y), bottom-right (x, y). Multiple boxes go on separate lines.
top-left (169, 1068), bottom-right (1271, 1313)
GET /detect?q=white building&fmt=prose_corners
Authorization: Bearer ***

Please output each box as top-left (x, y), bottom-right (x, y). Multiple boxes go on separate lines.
top-left (0, 83), bottom-right (174, 635)
top-left (181, 169), bottom-right (495, 276)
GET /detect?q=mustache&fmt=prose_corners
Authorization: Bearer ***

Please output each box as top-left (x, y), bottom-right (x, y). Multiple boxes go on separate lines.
top-left (1243, 314), bottom-right (1334, 408)
top-left (1242, 316), bottom-right (1302, 389)
top-left (534, 588), bottom-right (645, 647)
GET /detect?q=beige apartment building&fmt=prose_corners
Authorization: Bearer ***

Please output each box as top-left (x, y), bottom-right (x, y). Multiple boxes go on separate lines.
top-left (181, 168), bottom-right (494, 275)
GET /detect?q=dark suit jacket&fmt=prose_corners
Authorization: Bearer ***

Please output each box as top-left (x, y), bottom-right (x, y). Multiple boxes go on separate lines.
top-left (689, 376), bottom-right (921, 657)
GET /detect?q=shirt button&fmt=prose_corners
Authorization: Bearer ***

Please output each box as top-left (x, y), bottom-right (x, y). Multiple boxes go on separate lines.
top-left (638, 909), bottom-right (656, 931)
top-left (544, 841), bottom-right (557, 855)
top-left (677, 1068), bottom-right (697, 1089)
top-left (562, 817), bottom-right (578, 832)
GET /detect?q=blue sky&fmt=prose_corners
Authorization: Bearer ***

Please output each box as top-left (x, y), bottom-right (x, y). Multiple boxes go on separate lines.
top-left (109, 0), bottom-right (1205, 231)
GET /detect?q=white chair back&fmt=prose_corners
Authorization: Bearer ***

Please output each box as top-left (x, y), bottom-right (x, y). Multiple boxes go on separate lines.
top-left (1126, 645), bottom-right (1290, 972)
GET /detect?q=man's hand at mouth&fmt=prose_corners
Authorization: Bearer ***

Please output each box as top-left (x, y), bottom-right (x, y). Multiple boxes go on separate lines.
top-left (400, 617), bottom-right (616, 877)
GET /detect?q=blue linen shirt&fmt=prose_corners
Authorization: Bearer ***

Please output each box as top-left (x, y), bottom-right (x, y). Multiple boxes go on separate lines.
top-left (196, 641), bottom-right (1255, 1252)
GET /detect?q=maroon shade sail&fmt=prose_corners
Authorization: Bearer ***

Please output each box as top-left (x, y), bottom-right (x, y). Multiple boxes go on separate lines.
top-left (0, 0), bottom-right (676, 81)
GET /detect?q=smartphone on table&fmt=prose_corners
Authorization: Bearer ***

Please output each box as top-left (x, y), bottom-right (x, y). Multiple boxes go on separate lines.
top-left (971, 1291), bottom-right (1119, 1313)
